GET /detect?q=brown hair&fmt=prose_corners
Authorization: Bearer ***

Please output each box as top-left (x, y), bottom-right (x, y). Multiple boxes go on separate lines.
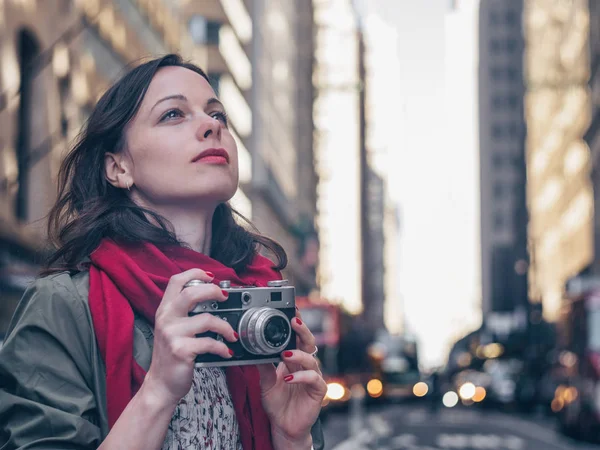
top-left (44, 54), bottom-right (286, 274)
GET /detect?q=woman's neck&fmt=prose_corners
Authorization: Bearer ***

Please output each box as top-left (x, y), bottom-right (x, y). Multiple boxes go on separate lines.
top-left (167, 210), bottom-right (213, 254)
top-left (133, 195), bottom-right (215, 254)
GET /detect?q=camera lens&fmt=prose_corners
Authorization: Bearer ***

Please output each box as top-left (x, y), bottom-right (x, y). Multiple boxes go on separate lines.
top-left (263, 316), bottom-right (290, 348)
top-left (238, 307), bottom-right (292, 355)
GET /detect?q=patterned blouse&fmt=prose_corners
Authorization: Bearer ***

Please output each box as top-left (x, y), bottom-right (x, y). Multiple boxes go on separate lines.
top-left (162, 367), bottom-right (243, 450)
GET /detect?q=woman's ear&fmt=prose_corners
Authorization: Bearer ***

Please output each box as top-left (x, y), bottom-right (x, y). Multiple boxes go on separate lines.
top-left (104, 152), bottom-right (133, 189)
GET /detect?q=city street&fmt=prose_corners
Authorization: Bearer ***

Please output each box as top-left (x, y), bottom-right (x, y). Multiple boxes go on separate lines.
top-left (323, 404), bottom-right (600, 450)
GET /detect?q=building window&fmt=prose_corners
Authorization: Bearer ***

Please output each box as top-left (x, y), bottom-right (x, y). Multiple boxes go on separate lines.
top-left (490, 11), bottom-right (499, 25)
top-left (494, 183), bottom-right (506, 199)
top-left (492, 124), bottom-right (503, 139)
top-left (494, 213), bottom-right (504, 231)
top-left (491, 67), bottom-right (503, 81)
top-left (506, 39), bottom-right (518, 54)
top-left (505, 11), bottom-right (518, 26)
top-left (490, 67), bottom-right (521, 83)
top-left (508, 123), bottom-right (520, 139)
top-left (189, 16), bottom-right (221, 45)
top-left (513, 154), bottom-right (523, 167)
top-left (506, 68), bottom-right (520, 83)
top-left (493, 95), bottom-right (520, 110)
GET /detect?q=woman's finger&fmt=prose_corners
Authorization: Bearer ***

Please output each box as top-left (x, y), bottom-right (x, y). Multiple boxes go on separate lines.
top-left (187, 336), bottom-right (235, 360)
top-left (169, 313), bottom-right (238, 342)
top-left (177, 283), bottom-right (228, 315)
top-left (162, 269), bottom-right (214, 304)
top-left (282, 370), bottom-right (327, 394)
top-left (281, 349), bottom-right (319, 372)
top-left (291, 316), bottom-right (317, 354)
top-left (167, 336), bottom-right (234, 361)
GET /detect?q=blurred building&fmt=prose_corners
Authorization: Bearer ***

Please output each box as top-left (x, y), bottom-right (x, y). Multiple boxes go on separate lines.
top-left (478, 0), bottom-right (529, 315)
top-left (313, 0), bottom-right (363, 314)
top-left (0, 0), bottom-right (199, 332)
top-left (586, 0), bottom-right (600, 276)
top-left (361, 9), bottom-right (403, 334)
top-left (361, 163), bottom-right (385, 331)
top-left (0, 0), bottom-right (319, 332)
top-left (245, 0), bottom-right (318, 296)
top-left (524, 0), bottom-right (593, 320)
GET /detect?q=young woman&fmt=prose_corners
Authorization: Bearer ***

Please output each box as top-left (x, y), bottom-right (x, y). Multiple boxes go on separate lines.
top-left (0, 54), bottom-right (326, 450)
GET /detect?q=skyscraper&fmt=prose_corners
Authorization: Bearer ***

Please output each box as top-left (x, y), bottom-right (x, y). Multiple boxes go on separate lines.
top-left (478, 0), bottom-right (529, 315)
top-left (247, 0), bottom-right (318, 295)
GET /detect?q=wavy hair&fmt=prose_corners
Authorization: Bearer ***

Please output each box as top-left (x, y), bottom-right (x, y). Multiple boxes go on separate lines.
top-left (44, 54), bottom-right (286, 274)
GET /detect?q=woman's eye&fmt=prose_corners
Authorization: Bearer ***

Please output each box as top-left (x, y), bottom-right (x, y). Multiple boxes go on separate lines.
top-left (159, 109), bottom-right (184, 122)
top-left (211, 111), bottom-right (229, 127)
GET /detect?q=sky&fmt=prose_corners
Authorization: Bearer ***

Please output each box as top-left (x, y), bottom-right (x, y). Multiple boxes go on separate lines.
top-left (363, 0), bottom-right (482, 368)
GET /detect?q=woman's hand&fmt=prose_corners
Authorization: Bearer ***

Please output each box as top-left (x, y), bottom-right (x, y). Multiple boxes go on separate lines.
top-left (143, 269), bottom-right (238, 407)
top-left (257, 310), bottom-right (327, 448)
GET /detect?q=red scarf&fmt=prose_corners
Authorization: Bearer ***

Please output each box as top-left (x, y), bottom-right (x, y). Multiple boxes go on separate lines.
top-left (88, 238), bottom-right (278, 450)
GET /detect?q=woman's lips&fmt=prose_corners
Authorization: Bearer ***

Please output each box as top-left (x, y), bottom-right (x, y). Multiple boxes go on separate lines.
top-left (196, 155), bottom-right (229, 165)
top-left (192, 148), bottom-right (229, 165)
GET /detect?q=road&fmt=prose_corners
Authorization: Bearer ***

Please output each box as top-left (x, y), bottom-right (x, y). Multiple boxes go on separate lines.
top-left (322, 403), bottom-right (600, 450)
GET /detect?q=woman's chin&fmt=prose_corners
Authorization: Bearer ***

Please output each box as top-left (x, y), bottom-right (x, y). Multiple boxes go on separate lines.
top-left (187, 188), bottom-right (237, 205)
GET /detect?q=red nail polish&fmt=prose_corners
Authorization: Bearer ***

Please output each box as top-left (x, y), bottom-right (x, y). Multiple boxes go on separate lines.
top-left (229, 349), bottom-right (234, 356)
top-left (295, 318), bottom-right (303, 326)
top-left (222, 290), bottom-right (229, 297)
top-left (206, 271), bottom-right (214, 278)
top-left (283, 351), bottom-right (293, 358)
top-left (234, 332), bottom-right (239, 340)
top-left (284, 375), bottom-right (294, 382)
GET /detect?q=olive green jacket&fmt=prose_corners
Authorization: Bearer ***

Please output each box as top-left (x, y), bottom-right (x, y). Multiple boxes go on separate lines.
top-left (0, 272), bottom-right (324, 449)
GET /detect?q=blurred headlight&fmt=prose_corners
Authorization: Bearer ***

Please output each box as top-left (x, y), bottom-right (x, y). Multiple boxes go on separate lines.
top-left (482, 343), bottom-right (504, 359)
top-left (326, 382), bottom-right (346, 401)
top-left (443, 391), bottom-right (459, 408)
top-left (367, 379), bottom-right (383, 398)
top-left (563, 387), bottom-right (578, 404)
top-left (473, 386), bottom-right (486, 402)
top-left (459, 382), bottom-right (476, 400)
top-left (413, 382), bottom-right (429, 397)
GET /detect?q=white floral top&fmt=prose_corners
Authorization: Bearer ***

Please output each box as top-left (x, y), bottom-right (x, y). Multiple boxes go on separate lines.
top-left (162, 367), bottom-right (243, 450)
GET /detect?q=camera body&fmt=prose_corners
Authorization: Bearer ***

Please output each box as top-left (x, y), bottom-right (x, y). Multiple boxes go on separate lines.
top-left (186, 279), bottom-right (296, 368)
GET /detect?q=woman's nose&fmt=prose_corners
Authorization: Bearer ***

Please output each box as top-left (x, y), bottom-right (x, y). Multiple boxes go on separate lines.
top-left (196, 116), bottom-right (221, 140)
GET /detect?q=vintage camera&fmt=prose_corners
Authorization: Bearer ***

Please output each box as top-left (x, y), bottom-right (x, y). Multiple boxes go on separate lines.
top-left (185, 279), bottom-right (296, 367)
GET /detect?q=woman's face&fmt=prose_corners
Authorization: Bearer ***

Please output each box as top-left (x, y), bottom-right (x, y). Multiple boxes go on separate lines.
top-left (118, 66), bottom-right (239, 208)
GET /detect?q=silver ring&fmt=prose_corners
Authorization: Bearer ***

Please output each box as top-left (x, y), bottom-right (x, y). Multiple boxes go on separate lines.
top-left (310, 345), bottom-right (318, 358)
top-left (183, 279), bottom-right (208, 289)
